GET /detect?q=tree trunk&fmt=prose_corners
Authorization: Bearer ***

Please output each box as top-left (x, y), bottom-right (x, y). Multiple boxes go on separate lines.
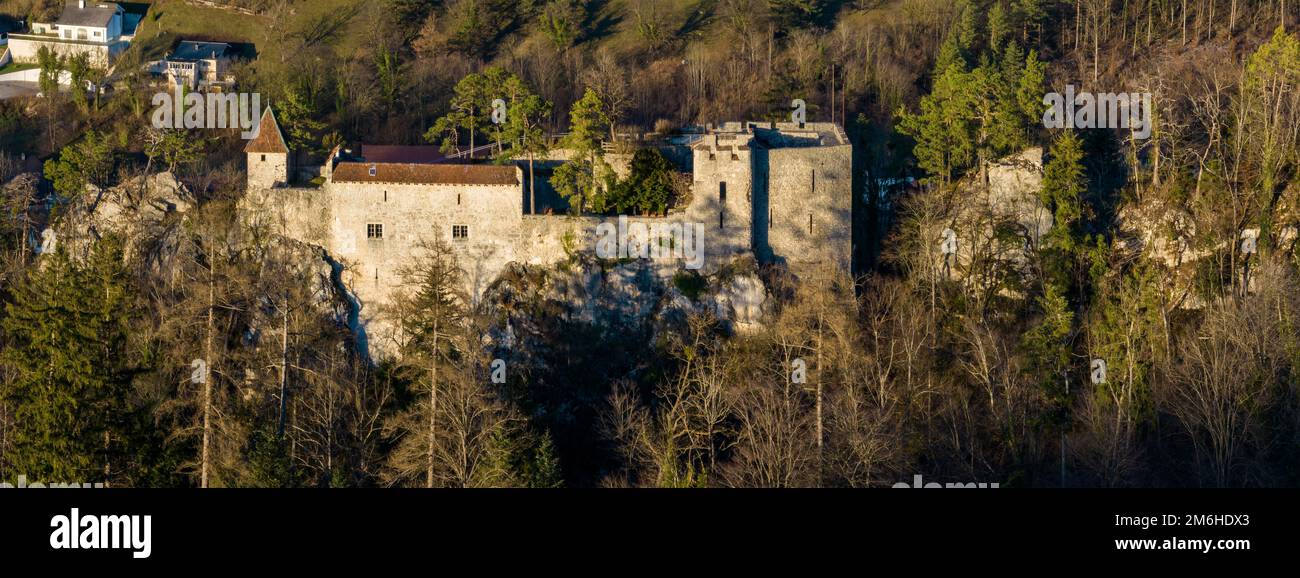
top-left (277, 296), bottom-right (289, 438)
top-left (426, 330), bottom-right (439, 489)
top-left (202, 234), bottom-right (216, 489)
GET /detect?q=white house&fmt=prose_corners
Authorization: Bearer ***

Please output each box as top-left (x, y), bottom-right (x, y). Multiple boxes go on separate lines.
top-left (7, 1), bottom-right (131, 68)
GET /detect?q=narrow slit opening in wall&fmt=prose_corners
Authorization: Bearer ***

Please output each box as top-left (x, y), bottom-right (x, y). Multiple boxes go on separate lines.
top-left (457, 193), bottom-right (461, 205)
top-left (719, 211), bottom-right (724, 229)
top-left (384, 190), bottom-right (387, 202)
top-left (808, 214), bottom-right (813, 235)
top-left (719, 181), bottom-right (726, 204)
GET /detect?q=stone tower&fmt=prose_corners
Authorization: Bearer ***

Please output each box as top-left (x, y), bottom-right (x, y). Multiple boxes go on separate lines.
top-left (244, 106), bottom-right (290, 190)
top-left (690, 132), bottom-right (754, 264)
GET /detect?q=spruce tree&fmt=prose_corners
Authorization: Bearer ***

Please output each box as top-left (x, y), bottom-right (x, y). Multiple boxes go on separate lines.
top-left (1, 237), bottom-right (139, 483)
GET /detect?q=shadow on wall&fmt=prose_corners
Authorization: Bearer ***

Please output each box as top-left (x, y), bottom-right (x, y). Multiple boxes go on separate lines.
top-left (325, 254), bottom-right (370, 363)
top-left (517, 159), bottom-right (572, 215)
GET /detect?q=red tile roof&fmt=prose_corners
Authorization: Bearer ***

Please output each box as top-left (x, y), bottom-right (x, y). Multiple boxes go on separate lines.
top-left (331, 162), bottom-right (518, 186)
top-left (244, 107), bottom-right (288, 154)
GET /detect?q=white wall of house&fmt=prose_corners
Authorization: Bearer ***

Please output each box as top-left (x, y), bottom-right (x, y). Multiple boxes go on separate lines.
top-left (7, 36), bottom-right (115, 67)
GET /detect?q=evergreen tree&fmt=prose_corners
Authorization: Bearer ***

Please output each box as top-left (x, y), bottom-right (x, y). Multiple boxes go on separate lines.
top-left (988, 2), bottom-right (1011, 55)
top-left (767, 0), bottom-right (824, 29)
top-left (552, 88), bottom-right (612, 212)
top-left (538, 0), bottom-right (586, 50)
top-left (277, 82), bottom-right (328, 159)
top-left (610, 148), bottom-right (675, 215)
top-left (44, 130), bottom-right (115, 200)
top-left (1, 237), bottom-right (141, 483)
top-left (1015, 49), bottom-right (1048, 130)
top-left (897, 50), bottom-right (978, 185)
top-left (426, 68), bottom-right (499, 156)
top-left (500, 91), bottom-right (553, 214)
top-left (1021, 282), bottom-right (1074, 401)
top-left (1039, 130), bottom-right (1087, 288)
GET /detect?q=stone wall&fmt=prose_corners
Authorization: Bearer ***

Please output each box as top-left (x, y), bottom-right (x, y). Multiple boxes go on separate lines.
top-left (763, 142), bottom-right (852, 273)
top-left (243, 185), bottom-right (332, 246)
top-left (690, 135), bottom-right (754, 268)
top-left (247, 151), bottom-right (289, 190)
top-left (325, 174), bottom-right (524, 313)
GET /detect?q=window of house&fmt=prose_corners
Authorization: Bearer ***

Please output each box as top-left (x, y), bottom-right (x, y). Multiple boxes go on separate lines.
top-left (719, 211), bottom-right (724, 229)
top-left (453, 225), bottom-right (468, 240)
top-left (93, 30), bottom-right (101, 37)
top-left (719, 181), bottom-right (727, 204)
top-left (260, 154), bottom-right (266, 162)
top-left (367, 224), bottom-right (383, 240)
top-left (368, 165), bottom-right (377, 177)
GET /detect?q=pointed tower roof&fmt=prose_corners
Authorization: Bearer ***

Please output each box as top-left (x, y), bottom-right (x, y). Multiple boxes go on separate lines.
top-left (244, 106), bottom-right (289, 154)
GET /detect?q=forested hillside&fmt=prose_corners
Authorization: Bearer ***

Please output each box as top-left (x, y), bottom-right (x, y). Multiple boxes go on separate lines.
top-left (1, 0), bottom-right (1298, 487)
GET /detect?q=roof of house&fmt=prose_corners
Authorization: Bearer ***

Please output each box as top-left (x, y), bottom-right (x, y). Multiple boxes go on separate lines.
top-left (244, 107), bottom-right (288, 154)
top-left (170, 41), bottom-right (231, 61)
top-left (331, 163), bottom-right (518, 186)
top-left (359, 144), bottom-right (446, 164)
top-left (57, 1), bottom-right (121, 28)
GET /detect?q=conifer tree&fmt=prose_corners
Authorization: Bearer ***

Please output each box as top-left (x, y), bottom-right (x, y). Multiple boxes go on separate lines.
top-left (552, 88), bottom-right (612, 213)
top-left (1039, 130), bottom-right (1087, 288)
top-left (1, 237), bottom-right (140, 483)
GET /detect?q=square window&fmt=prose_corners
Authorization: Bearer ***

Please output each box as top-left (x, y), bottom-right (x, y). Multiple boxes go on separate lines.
top-left (367, 223), bottom-right (383, 239)
top-left (260, 154), bottom-right (266, 162)
top-left (452, 225), bottom-right (468, 240)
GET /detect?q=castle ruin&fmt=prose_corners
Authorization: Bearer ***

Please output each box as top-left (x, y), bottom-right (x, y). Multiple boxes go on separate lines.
top-left (240, 109), bottom-right (854, 353)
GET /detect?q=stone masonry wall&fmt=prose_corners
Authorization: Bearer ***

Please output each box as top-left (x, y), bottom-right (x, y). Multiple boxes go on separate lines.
top-left (763, 142), bottom-right (852, 272)
top-left (326, 175), bottom-right (524, 309)
top-left (247, 151), bottom-right (289, 190)
top-left (689, 135), bottom-right (754, 266)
